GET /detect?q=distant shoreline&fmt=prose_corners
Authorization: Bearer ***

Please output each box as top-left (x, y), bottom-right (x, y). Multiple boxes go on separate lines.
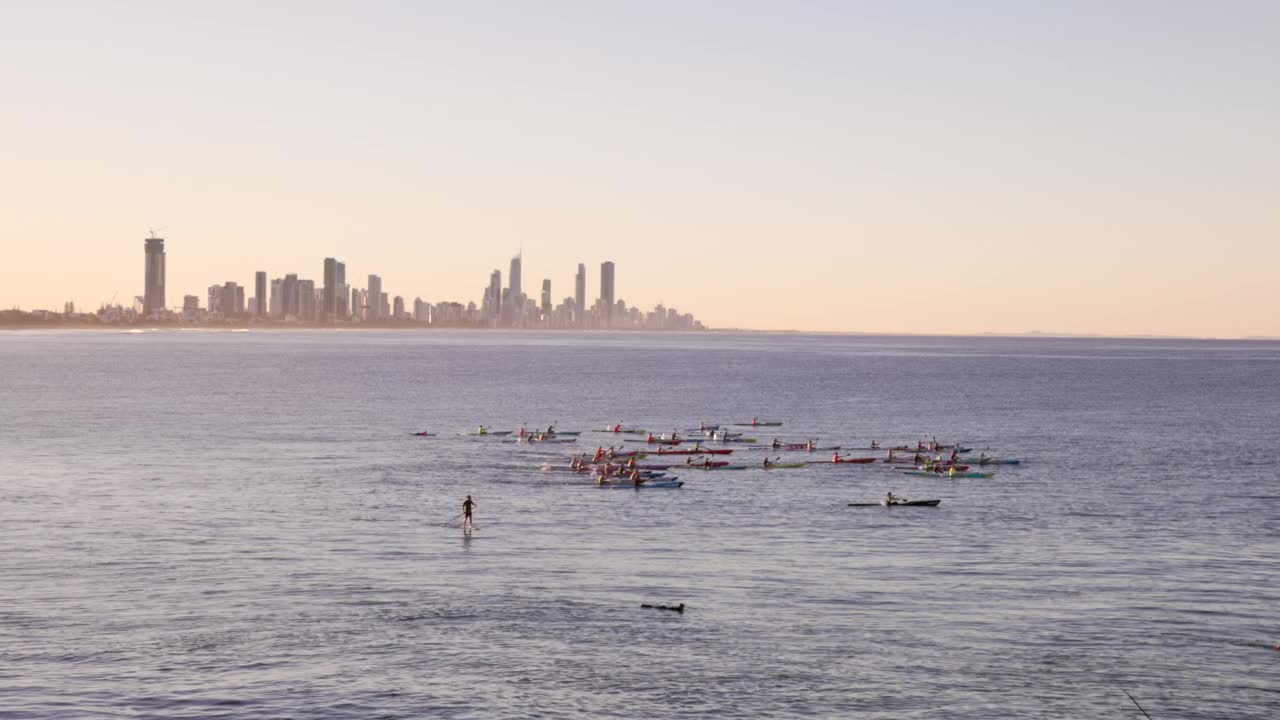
top-left (2, 322), bottom-right (1276, 342)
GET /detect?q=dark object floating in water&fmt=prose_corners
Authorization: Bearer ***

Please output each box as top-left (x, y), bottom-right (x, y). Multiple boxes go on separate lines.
top-left (641, 603), bottom-right (685, 613)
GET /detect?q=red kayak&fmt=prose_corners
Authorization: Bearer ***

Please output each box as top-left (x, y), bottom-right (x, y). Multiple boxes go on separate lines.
top-left (410, 431), bottom-right (434, 437)
top-left (830, 457), bottom-right (877, 464)
top-left (653, 447), bottom-right (733, 455)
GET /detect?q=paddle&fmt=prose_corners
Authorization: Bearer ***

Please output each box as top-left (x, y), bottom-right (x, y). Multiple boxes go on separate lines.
top-left (442, 513), bottom-right (464, 528)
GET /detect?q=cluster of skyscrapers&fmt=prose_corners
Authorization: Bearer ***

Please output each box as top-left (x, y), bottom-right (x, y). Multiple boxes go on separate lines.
top-left (135, 236), bottom-right (704, 331)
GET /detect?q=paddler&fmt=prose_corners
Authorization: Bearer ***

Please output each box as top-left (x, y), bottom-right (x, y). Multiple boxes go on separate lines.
top-left (948, 466), bottom-right (956, 478)
top-left (630, 469), bottom-right (644, 486)
top-left (478, 425), bottom-right (487, 435)
top-left (806, 439), bottom-right (815, 451)
top-left (612, 423), bottom-right (622, 432)
top-left (871, 440), bottom-right (880, 450)
top-left (593, 446), bottom-right (604, 463)
top-left (884, 491), bottom-right (898, 506)
top-left (832, 452), bottom-right (841, 463)
top-left (462, 495), bottom-right (476, 530)
top-left (752, 416), bottom-right (759, 425)
top-left (772, 438), bottom-right (781, 449)
top-left (646, 432), bottom-right (654, 443)
top-left (763, 457), bottom-right (773, 468)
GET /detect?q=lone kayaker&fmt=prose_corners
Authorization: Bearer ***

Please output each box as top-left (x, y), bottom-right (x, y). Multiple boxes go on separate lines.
top-left (884, 491), bottom-right (899, 506)
top-left (462, 495), bottom-right (476, 530)
top-left (478, 425), bottom-right (487, 435)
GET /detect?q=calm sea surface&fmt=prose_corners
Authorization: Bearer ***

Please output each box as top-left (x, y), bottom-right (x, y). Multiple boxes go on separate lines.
top-left (2, 330), bottom-right (1278, 719)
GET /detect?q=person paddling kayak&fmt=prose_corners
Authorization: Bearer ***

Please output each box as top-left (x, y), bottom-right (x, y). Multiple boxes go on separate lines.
top-left (462, 495), bottom-right (476, 530)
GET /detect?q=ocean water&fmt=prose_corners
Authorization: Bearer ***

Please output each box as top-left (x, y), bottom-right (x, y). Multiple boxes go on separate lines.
top-left (1, 330), bottom-right (1277, 719)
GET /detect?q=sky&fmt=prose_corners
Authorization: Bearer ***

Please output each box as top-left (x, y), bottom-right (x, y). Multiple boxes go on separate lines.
top-left (1, 0), bottom-right (1277, 336)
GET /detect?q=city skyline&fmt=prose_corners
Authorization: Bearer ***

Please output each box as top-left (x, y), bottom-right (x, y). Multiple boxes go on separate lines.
top-left (2, 4), bottom-right (1278, 337)
top-left (89, 235), bottom-right (703, 331)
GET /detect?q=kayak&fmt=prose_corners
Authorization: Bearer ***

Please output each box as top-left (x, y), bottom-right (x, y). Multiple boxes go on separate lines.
top-left (892, 465), bottom-right (970, 472)
top-left (592, 470), bottom-right (667, 479)
top-left (761, 462), bottom-right (806, 469)
top-left (764, 444), bottom-right (841, 452)
top-left (512, 437), bottom-right (577, 444)
top-left (623, 438), bottom-right (682, 445)
top-left (684, 425), bottom-right (720, 432)
top-left (596, 480), bottom-right (684, 489)
top-left (410, 431), bottom-right (434, 437)
top-left (680, 460), bottom-right (730, 468)
top-left (902, 471), bottom-right (993, 479)
top-left (470, 430), bottom-right (513, 436)
top-left (731, 421), bottom-right (783, 427)
top-left (848, 499), bottom-right (942, 507)
top-left (574, 450), bottom-right (646, 459)
top-left (817, 457), bottom-right (877, 464)
top-left (686, 464), bottom-right (749, 470)
top-left (902, 445), bottom-right (974, 453)
top-left (957, 457), bottom-right (1022, 465)
top-left (593, 428), bottom-right (649, 435)
top-left (710, 437), bottom-right (757, 444)
top-left (653, 447), bottom-right (733, 455)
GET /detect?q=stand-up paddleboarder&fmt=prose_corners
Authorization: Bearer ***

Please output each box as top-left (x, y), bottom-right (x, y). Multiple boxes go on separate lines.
top-left (462, 495), bottom-right (476, 530)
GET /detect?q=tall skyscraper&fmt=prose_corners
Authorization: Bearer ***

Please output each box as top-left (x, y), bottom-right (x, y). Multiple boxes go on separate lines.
top-left (503, 254), bottom-right (522, 325)
top-left (335, 261), bottom-right (347, 320)
top-left (282, 274), bottom-right (299, 318)
top-left (574, 263), bottom-right (586, 328)
top-left (600, 261), bottom-right (615, 326)
top-left (350, 287), bottom-right (360, 322)
top-left (323, 257), bottom-right (338, 323)
top-left (270, 278), bottom-right (283, 317)
top-left (298, 279), bottom-right (316, 321)
top-left (488, 270), bottom-right (502, 321)
top-left (367, 275), bottom-right (382, 320)
top-left (509, 254), bottom-right (522, 301)
top-left (143, 235), bottom-right (166, 315)
top-left (221, 281), bottom-right (238, 316)
top-left (541, 279), bottom-right (551, 319)
top-left (254, 272), bottom-right (267, 317)
top-left (207, 285), bottom-right (222, 316)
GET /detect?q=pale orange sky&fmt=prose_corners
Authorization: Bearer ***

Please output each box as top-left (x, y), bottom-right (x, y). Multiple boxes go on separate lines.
top-left (2, 2), bottom-right (1277, 336)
